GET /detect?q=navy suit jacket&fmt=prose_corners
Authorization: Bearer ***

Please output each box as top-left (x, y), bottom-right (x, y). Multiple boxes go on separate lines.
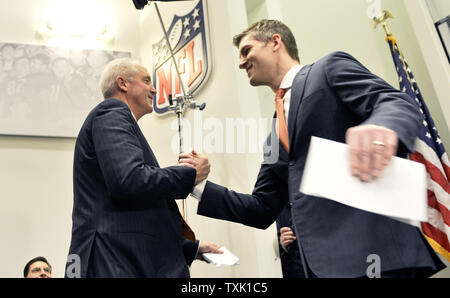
top-left (66, 98), bottom-right (198, 278)
top-left (198, 52), bottom-right (445, 277)
top-left (276, 204), bottom-right (305, 278)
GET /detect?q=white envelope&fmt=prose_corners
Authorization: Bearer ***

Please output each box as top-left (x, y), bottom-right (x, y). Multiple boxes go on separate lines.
top-left (299, 137), bottom-right (427, 223)
top-left (202, 247), bottom-right (240, 267)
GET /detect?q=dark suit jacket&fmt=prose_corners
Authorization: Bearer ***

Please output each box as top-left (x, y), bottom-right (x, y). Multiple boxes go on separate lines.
top-left (276, 204), bottom-right (305, 278)
top-left (66, 98), bottom-right (198, 278)
top-left (197, 52), bottom-right (445, 277)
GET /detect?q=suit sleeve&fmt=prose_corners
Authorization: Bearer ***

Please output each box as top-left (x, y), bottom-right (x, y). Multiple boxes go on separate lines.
top-left (324, 51), bottom-right (421, 152)
top-left (92, 103), bottom-right (196, 201)
top-left (182, 239), bottom-right (199, 266)
top-left (197, 163), bottom-right (288, 229)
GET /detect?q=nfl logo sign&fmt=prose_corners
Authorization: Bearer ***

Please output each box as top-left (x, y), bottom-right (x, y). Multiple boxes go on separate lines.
top-left (152, 0), bottom-right (211, 115)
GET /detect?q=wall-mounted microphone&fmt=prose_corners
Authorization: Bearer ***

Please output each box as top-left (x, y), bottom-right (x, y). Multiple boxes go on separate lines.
top-left (168, 94), bottom-right (207, 115)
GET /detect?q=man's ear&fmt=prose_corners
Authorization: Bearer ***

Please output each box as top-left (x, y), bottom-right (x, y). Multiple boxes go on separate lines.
top-left (116, 76), bottom-right (128, 93)
top-left (271, 34), bottom-right (283, 52)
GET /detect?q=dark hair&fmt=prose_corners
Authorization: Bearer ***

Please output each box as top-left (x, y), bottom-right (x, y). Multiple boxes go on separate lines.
top-left (23, 256), bottom-right (52, 277)
top-left (233, 19), bottom-right (300, 63)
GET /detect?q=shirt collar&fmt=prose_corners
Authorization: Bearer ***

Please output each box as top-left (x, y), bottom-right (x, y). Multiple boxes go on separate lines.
top-left (279, 64), bottom-right (303, 90)
top-left (132, 112), bottom-right (138, 123)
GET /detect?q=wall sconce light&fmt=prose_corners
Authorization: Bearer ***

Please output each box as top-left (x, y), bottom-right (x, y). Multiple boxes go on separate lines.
top-left (36, 19), bottom-right (115, 47)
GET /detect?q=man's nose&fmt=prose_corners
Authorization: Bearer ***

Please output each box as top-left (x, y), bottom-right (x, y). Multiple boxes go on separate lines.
top-left (39, 270), bottom-right (48, 276)
top-left (239, 58), bottom-right (247, 69)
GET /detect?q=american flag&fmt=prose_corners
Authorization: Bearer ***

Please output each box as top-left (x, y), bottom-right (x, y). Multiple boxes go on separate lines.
top-left (386, 35), bottom-right (450, 261)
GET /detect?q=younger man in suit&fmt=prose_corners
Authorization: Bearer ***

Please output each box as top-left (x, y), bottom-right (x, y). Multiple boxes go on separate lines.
top-left (181, 19), bottom-right (445, 278)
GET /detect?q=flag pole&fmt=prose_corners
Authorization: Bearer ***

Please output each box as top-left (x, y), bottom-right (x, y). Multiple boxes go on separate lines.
top-left (372, 10), bottom-right (394, 37)
top-left (373, 9), bottom-right (450, 262)
top-left (373, 11), bottom-right (415, 89)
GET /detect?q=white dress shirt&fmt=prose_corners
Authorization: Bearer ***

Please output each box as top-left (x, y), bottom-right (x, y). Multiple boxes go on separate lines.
top-left (279, 64), bottom-right (303, 123)
top-left (192, 64), bottom-right (304, 200)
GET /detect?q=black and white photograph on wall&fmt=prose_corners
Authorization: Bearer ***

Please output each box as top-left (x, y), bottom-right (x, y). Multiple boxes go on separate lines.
top-left (0, 42), bottom-right (130, 138)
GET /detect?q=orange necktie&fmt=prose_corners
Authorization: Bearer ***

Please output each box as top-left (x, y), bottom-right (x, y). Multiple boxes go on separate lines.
top-left (181, 214), bottom-right (196, 242)
top-left (275, 88), bottom-right (289, 153)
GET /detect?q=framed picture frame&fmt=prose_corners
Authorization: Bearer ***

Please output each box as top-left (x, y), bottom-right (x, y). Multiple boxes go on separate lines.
top-left (0, 42), bottom-right (130, 138)
top-left (435, 15), bottom-right (450, 64)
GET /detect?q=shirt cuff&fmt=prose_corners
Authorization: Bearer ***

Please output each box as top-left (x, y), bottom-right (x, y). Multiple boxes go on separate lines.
top-left (191, 180), bottom-right (207, 201)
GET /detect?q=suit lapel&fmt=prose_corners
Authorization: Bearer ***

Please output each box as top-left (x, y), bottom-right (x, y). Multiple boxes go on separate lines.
top-left (288, 64), bottom-right (312, 152)
top-left (132, 119), bottom-right (160, 168)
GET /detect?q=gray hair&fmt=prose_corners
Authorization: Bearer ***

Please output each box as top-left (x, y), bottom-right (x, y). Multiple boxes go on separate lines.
top-left (99, 57), bottom-right (142, 99)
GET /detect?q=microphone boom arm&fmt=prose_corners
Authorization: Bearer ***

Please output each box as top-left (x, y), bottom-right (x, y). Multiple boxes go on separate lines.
top-left (149, 1), bottom-right (207, 151)
top-left (152, 1), bottom-right (188, 98)
top-left (135, 0), bottom-right (207, 219)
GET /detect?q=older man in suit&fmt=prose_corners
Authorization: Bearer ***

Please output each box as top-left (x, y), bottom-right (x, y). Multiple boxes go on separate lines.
top-left (66, 58), bottom-right (221, 278)
top-left (181, 19), bottom-right (445, 278)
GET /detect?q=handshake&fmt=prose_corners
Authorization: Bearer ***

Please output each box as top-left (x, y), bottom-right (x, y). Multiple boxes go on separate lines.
top-left (178, 150), bottom-right (211, 185)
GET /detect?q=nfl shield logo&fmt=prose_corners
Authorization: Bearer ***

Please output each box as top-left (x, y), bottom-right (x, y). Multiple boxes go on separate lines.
top-left (152, 0), bottom-right (211, 115)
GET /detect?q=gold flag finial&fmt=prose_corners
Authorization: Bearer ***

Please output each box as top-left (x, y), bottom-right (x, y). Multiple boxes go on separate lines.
top-left (373, 10), bottom-right (394, 36)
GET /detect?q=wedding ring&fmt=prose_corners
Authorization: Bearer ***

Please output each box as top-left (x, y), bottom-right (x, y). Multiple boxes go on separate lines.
top-left (372, 140), bottom-right (385, 147)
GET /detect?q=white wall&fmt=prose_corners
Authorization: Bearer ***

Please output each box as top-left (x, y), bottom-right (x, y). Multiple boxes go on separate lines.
top-left (426, 0), bottom-right (450, 21)
top-left (0, 0), bottom-right (282, 278)
top-left (0, 0), bottom-right (140, 277)
top-left (0, 0), bottom-right (448, 278)
top-left (404, 0), bottom-right (450, 154)
top-left (137, 0), bottom-right (282, 278)
top-left (277, 0), bottom-right (450, 277)
top-left (276, 0), bottom-right (449, 151)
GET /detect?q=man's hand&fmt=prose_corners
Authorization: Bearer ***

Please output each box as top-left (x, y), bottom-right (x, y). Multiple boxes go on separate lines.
top-left (346, 124), bottom-right (398, 182)
top-left (280, 227), bottom-right (296, 253)
top-left (178, 150), bottom-right (211, 185)
top-left (196, 241), bottom-right (223, 262)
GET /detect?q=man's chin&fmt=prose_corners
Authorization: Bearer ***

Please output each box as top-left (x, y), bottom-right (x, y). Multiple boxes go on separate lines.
top-left (147, 101), bottom-right (154, 113)
top-left (249, 79), bottom-right (262, 87)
